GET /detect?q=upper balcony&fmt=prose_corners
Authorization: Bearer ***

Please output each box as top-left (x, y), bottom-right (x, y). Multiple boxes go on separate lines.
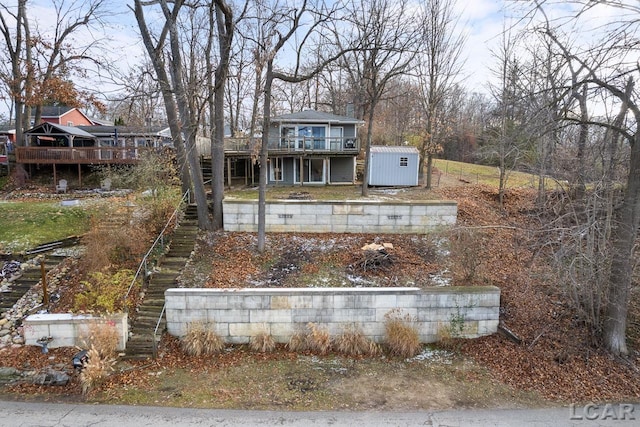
top-left (223, 136), bottom-right (360, 156)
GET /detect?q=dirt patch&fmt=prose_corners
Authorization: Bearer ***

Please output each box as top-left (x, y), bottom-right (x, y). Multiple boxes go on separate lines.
top-left (0, 338), bottom-right (544, 410)
top-left (179, 232), bottom-right (446, 289)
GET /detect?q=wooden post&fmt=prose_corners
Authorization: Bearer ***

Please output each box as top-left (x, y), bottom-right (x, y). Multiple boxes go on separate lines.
top-left (78, 164), bottom-right (82, 187)
top-left (53, 164), bottom-right (57, 189)
top-left (227, 157), bottom-right (232, 188)
top-left (40, 258), bottom-right (49, 307)
top-left (299, 157), bottom-right (304, 186)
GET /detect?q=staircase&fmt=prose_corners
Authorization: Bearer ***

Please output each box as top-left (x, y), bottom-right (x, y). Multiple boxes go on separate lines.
top-left (0, 255), bottom-right (65, 314)
top-left (124, 204), bottom-right (199, 359)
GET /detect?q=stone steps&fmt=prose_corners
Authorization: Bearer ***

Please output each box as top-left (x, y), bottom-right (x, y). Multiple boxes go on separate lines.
top-left (124, 204), bottom-right (198, 359)
top-left (0, 257), bottom-right (64, 314)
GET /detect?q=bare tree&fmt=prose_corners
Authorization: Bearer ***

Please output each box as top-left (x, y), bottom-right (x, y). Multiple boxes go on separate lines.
top-left (132, 0), bottom-right (191, 197)
top-left (242, 0), bottom-right (347, 252)
top-left (29, 0), bottom-right (111, 125)
top-left (484, 26), bottom-right (531, 207)
top-left (524, 0), bottom-right (640, 355)
top-left (207, 0), bottom-right (242, 230)
top-left (109, 61), bottom-right (165, 127)
top-left (416, 0), bottom-right (466, 189)
top-left (338, 0), bottom-right (420, 196)
top-left (0, 0), bottom-right (30, 146)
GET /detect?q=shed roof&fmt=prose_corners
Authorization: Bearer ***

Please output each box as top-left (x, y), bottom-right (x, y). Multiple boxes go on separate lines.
top-left (370, 146), bottom-right (419, 154)
top-left (271, 109), bottom-right (363, 124)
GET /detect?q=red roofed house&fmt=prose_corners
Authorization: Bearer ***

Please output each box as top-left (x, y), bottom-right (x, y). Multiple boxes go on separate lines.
top-left (38, 106), bottom-right (95, 127)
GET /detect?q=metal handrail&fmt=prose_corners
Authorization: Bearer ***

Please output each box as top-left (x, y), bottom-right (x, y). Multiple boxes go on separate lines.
top-left (123, 188), bottom-right (191, 307)
top-left (152, 303), bottom-right (167, 358)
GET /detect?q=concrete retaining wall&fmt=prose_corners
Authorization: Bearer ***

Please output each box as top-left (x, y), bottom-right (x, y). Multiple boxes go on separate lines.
top-left (165, 287), bottom-right (499, 344)
top-left (222, 200), bottom-right (457, 233)
top-left (23, 313), bottom-right (128, 351)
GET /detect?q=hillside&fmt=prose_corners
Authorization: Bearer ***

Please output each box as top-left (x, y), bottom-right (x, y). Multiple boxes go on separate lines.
top-left (1, 178), bottom-right (639, 406)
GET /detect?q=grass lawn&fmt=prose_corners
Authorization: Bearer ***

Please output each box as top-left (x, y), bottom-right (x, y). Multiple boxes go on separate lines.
top-left (433, 159), bottom-right (541, 188)
top-left (0, 201), bottom-right (92, 252)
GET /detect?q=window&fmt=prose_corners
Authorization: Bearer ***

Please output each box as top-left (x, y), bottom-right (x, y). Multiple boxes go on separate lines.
top-left (67, 121), bottom-right (74, 126)
top-left (270, 157), bottom-right (283, 181)
top-left (400, 157), bottom-right (408, 167)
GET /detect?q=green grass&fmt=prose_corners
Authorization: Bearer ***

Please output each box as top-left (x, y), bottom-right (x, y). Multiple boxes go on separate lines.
top-left (0, 201), bottom-right (92, 252)
top-left (433, 159), bottom-right (540, 189)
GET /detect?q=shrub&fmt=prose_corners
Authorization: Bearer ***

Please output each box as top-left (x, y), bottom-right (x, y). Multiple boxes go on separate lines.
top-left (78, 321), bottom-right (120, 358)
top-left (287, 330), bottom-right (308, 352)
top-left (81, 217), bottom-right (152, 272)
top-left (448, 228), bottom-right (484, 283)
top-left (181, 322), bottom-right (224, 356)
top-left (73, 270), bottom-right (138, 314)
top-left (305, 323), bottom-right (332, 355)
top-left (80, 346), bottom-right (116, 396)
top-left (335, 324), bottom-right (380, 357)
top-left (384, 309), bottom-right (421, 358)
top-left (249, 331), bottom-right (276, 353)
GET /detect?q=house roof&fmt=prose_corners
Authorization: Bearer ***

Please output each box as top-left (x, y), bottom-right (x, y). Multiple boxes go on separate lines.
top-left (371, 146), bottom-right (419, 154)
top-left (26, 122), bottom-right (96, 138)
top-left (40, 106), bottom-right (76, 118)
top-left (77, 125), bottom-right (169, 136)
top-left (271, 109), bottom-right (364, 125)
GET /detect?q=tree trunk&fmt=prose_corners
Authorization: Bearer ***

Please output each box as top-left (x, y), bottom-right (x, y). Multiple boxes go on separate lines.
top-left (602, 79), bottom-right (638, 356)
top-left (210, 0), bottom-right (233, 230)
top-left (425, 154), bottom-right (433, 189)
top-left (361, 105), bottom-right (376, 197)
top-left (603, 132), bottom-right (640, 356)
top-left (257, 66), bottom-right (273, 253)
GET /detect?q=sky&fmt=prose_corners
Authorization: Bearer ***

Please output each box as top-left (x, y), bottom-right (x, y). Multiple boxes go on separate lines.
top-left (0, 0), bottom-right (629, 121)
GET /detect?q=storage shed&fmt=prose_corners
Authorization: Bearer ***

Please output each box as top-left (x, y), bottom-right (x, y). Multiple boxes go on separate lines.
top-left (368, 146), bottom-right (419, 186)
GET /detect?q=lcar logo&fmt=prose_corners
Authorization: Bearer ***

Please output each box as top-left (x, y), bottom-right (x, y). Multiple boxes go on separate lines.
top-left (569, 403), bottom-right (636, 421)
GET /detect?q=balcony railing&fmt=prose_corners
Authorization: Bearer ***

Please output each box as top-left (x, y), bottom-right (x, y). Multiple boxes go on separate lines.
top-left (15, 146), bottom-right (156, 164)
top-left (15, 136), bottom-right (360, 164)
top-left (224, 137), bottom-right (360, 154)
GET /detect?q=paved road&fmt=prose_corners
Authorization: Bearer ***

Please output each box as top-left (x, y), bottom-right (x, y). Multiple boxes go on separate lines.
top-left (2, 400), bottom-right (640, 426)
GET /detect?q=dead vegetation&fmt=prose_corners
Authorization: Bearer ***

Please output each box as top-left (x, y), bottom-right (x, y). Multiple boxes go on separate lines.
top-left (2, 182), bottom-right (640, 406)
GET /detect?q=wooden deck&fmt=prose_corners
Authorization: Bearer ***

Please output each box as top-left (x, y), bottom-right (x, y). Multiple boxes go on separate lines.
top-left (16, 137), bottom-right (360, 165)
top-left (15, 146), bottom-right (153, 164)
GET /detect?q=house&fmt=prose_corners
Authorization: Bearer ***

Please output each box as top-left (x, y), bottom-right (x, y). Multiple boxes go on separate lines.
top-left (0, 125), bottom-right (16, 145)
top-left (266, 110), bottom-right (362, 185)
top-left (0, 136), bottom-right (8, 171)
top-left (198, 110), bottom-right (363, 187)
top-left (15, 122), bottom-right (170, 186)
top-left (368, 146), bottom-right (419, 187)
top-left (38, 106), bottom-right (94, 127)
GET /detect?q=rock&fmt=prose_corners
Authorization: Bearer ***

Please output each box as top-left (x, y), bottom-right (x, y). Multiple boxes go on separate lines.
top-left (0, 367), bottom-right (20, 378)
top-left (12, 336), bottom-right (24, 345)
top-left (0, 330), bottom-right (10, 337)
top-left (31, 370), bottom-right (70, 386)
top-left (0, 318), bottom-right (7, 327)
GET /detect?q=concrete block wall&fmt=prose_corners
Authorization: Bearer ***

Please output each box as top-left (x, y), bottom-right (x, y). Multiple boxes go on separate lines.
top-left (165, 287), bottom-right (500, 344)
top-left (223, 200), bottom-right (457, 233)
top-left (23, 313), bottom-right (128, 351)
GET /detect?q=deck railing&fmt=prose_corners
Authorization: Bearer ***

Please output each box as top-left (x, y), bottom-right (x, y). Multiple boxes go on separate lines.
top-left (224, 136), bottom-right (360, 154)
top-left (15, 136), bottom-right (360, 164)
top-left (15, 146), bottom-right (157, 164)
